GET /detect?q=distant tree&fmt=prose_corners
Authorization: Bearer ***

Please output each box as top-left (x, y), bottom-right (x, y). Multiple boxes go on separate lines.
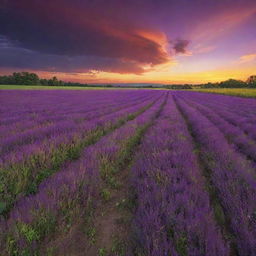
top-left (0, 72), bottom-right (89, 86)
top-left (219, 79), bottom-right (246, 88)
top-left (164, 84), bottom-right (192, 89)
top-left (182, 84), bottom-right (193, 89)
top-left (0, 75), bottom-right (13, 84)
top-left (48, 76), bottom-right (59, 86)
top-left (246, 75), bottom-right (256, 87)
top-left (40, 79), bottom-right (49, 86)
top-left (199, 82), bottom-right (219, 88)
top-left (12, 72), bottom-right (40, 85)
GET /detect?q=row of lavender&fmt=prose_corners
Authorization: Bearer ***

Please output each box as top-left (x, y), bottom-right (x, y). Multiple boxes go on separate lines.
top-left (1, 92), bottom-right (156, 169)
top-left (0, 90), bottom-right (166, 255)
top-left (0, 90), bottom-right (161, 215)
top-left (129, 92), bottom-right (256, 256)
top-left (1, 90), bottom-right (255, 255)
top-left (173, 94), bottom-right (256, 255)
top-left (0, 90), bottom-right (154, 157)
top-left (177, 92), bottom-right (256, 155)
top-left (130, 95), bottom-right (228, 256)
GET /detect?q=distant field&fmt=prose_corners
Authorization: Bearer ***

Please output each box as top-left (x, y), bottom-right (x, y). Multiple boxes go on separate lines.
top-left (194, 88), bottom-right (256, 98)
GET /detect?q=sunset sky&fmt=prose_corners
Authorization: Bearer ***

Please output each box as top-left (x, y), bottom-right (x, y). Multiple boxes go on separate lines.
top-left (0, 0), bottom-right (256, 84)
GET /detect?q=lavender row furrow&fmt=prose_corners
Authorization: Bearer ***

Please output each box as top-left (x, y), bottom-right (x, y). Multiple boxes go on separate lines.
top-left (174, 95), bottom-right (256, 255)
top-left (131, 95), bottom-right (228, 256)
top-left (0, 90), bottom-right (150, 124)
top-left (0, 93), bottom-right (154, 156)
top-left (0, 92), bottom-right (153, 143)
top-left (179, 93), bottom-right (256, 137)
top-left (179, 96), bottom-right (256, 164)
top-left (182, 92), bottom-right (256, 118)
top-left (199, 101), bottom-right (256, 141)
top-left (0, 92), bottom-right (152, 138)
top-left (0, 93), bottom-right (161, 217)
top-left (0, 94), bottom-right (166, 255)
top-left (0, 93), bottom-right (158, 168)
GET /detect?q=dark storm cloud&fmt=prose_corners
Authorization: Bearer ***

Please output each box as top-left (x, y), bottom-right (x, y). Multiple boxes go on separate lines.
top-left (0, 0), bottom-right (170, 74)
top-left (173, 39), bottom-right (190, 54)
top-left (0, 44), bottom-right (145, 74)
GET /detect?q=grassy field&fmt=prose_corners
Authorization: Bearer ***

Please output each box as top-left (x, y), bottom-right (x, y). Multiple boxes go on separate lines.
top-left (194, 88), bottom-right (256, 98)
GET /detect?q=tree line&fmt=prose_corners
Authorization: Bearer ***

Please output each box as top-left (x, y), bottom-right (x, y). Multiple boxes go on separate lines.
top-left (164, 76), bottom-right (256, 89)
top-left (196, 76), bottom-right (256, 89)
top-left (0, 72), bottom-right (255, 88)
top-left (0, 72), bottom-right (90, 87)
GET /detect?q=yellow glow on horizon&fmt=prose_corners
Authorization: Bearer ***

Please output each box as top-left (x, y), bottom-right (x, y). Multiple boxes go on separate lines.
top-left (34, 64), bottom-right (255, 84)
top-left (5, 58), bottom-right (255, 85)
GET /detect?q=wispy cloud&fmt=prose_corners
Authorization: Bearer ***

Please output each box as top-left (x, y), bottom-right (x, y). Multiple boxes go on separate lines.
top-left (239, 53), bottom-right (256, 63)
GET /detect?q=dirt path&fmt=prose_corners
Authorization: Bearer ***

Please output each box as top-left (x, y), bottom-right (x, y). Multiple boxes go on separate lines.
top-left (46, 166), bottom-right (132, 256)
top-left (85, 166), bottom-right (132, 256)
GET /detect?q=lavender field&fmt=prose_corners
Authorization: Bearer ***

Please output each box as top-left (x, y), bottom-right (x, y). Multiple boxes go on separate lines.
top-left (0, 90), bottom-right (256, 256)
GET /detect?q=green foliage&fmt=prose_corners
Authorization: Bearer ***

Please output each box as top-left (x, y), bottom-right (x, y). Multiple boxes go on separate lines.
top-left (6, 210), bottom-right (57, 255)
top-left (219, 79), bottom-right (247, 88)
top-left (0, 72), bottom-right (40, 85)
top-left (86, 226), bottom-right (97, 244)
top-left (100, 188), bottom-right (111, 201)
top-left (0, 72), bottom-right (90, 87)
top-left (176, 235), bottom-right (188, 256)
top-left (46, 247), bottom-right (56, 256)
top-left (32, 210), bottom-right (57, 239)
top-left (0, 201), bottom-right (7, 214)
top-left (213, 202), bottom-right (226, 227)
top-left (18, 223), bottom-right (39, 243)
top-left (164, 84), bottom-right (193, 89)
top-left (197, 75), bottom-right (256, 89)
top-left (98, 247), bottom-right (107, 256)
top-left (0, 72), bottom-right (60, 86)
top-left (100, 157), bottom-right (116, 183)
top-left (198, 82), bottom-right (219, 88)
top-left (247, 75), bottom-right (256, 87)
top-left (111, 237), bottom-right (126, 255)
top-left (47, 76), bottom-right (61, 86)
top-left (6, 235), bottom-right (18, 256)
